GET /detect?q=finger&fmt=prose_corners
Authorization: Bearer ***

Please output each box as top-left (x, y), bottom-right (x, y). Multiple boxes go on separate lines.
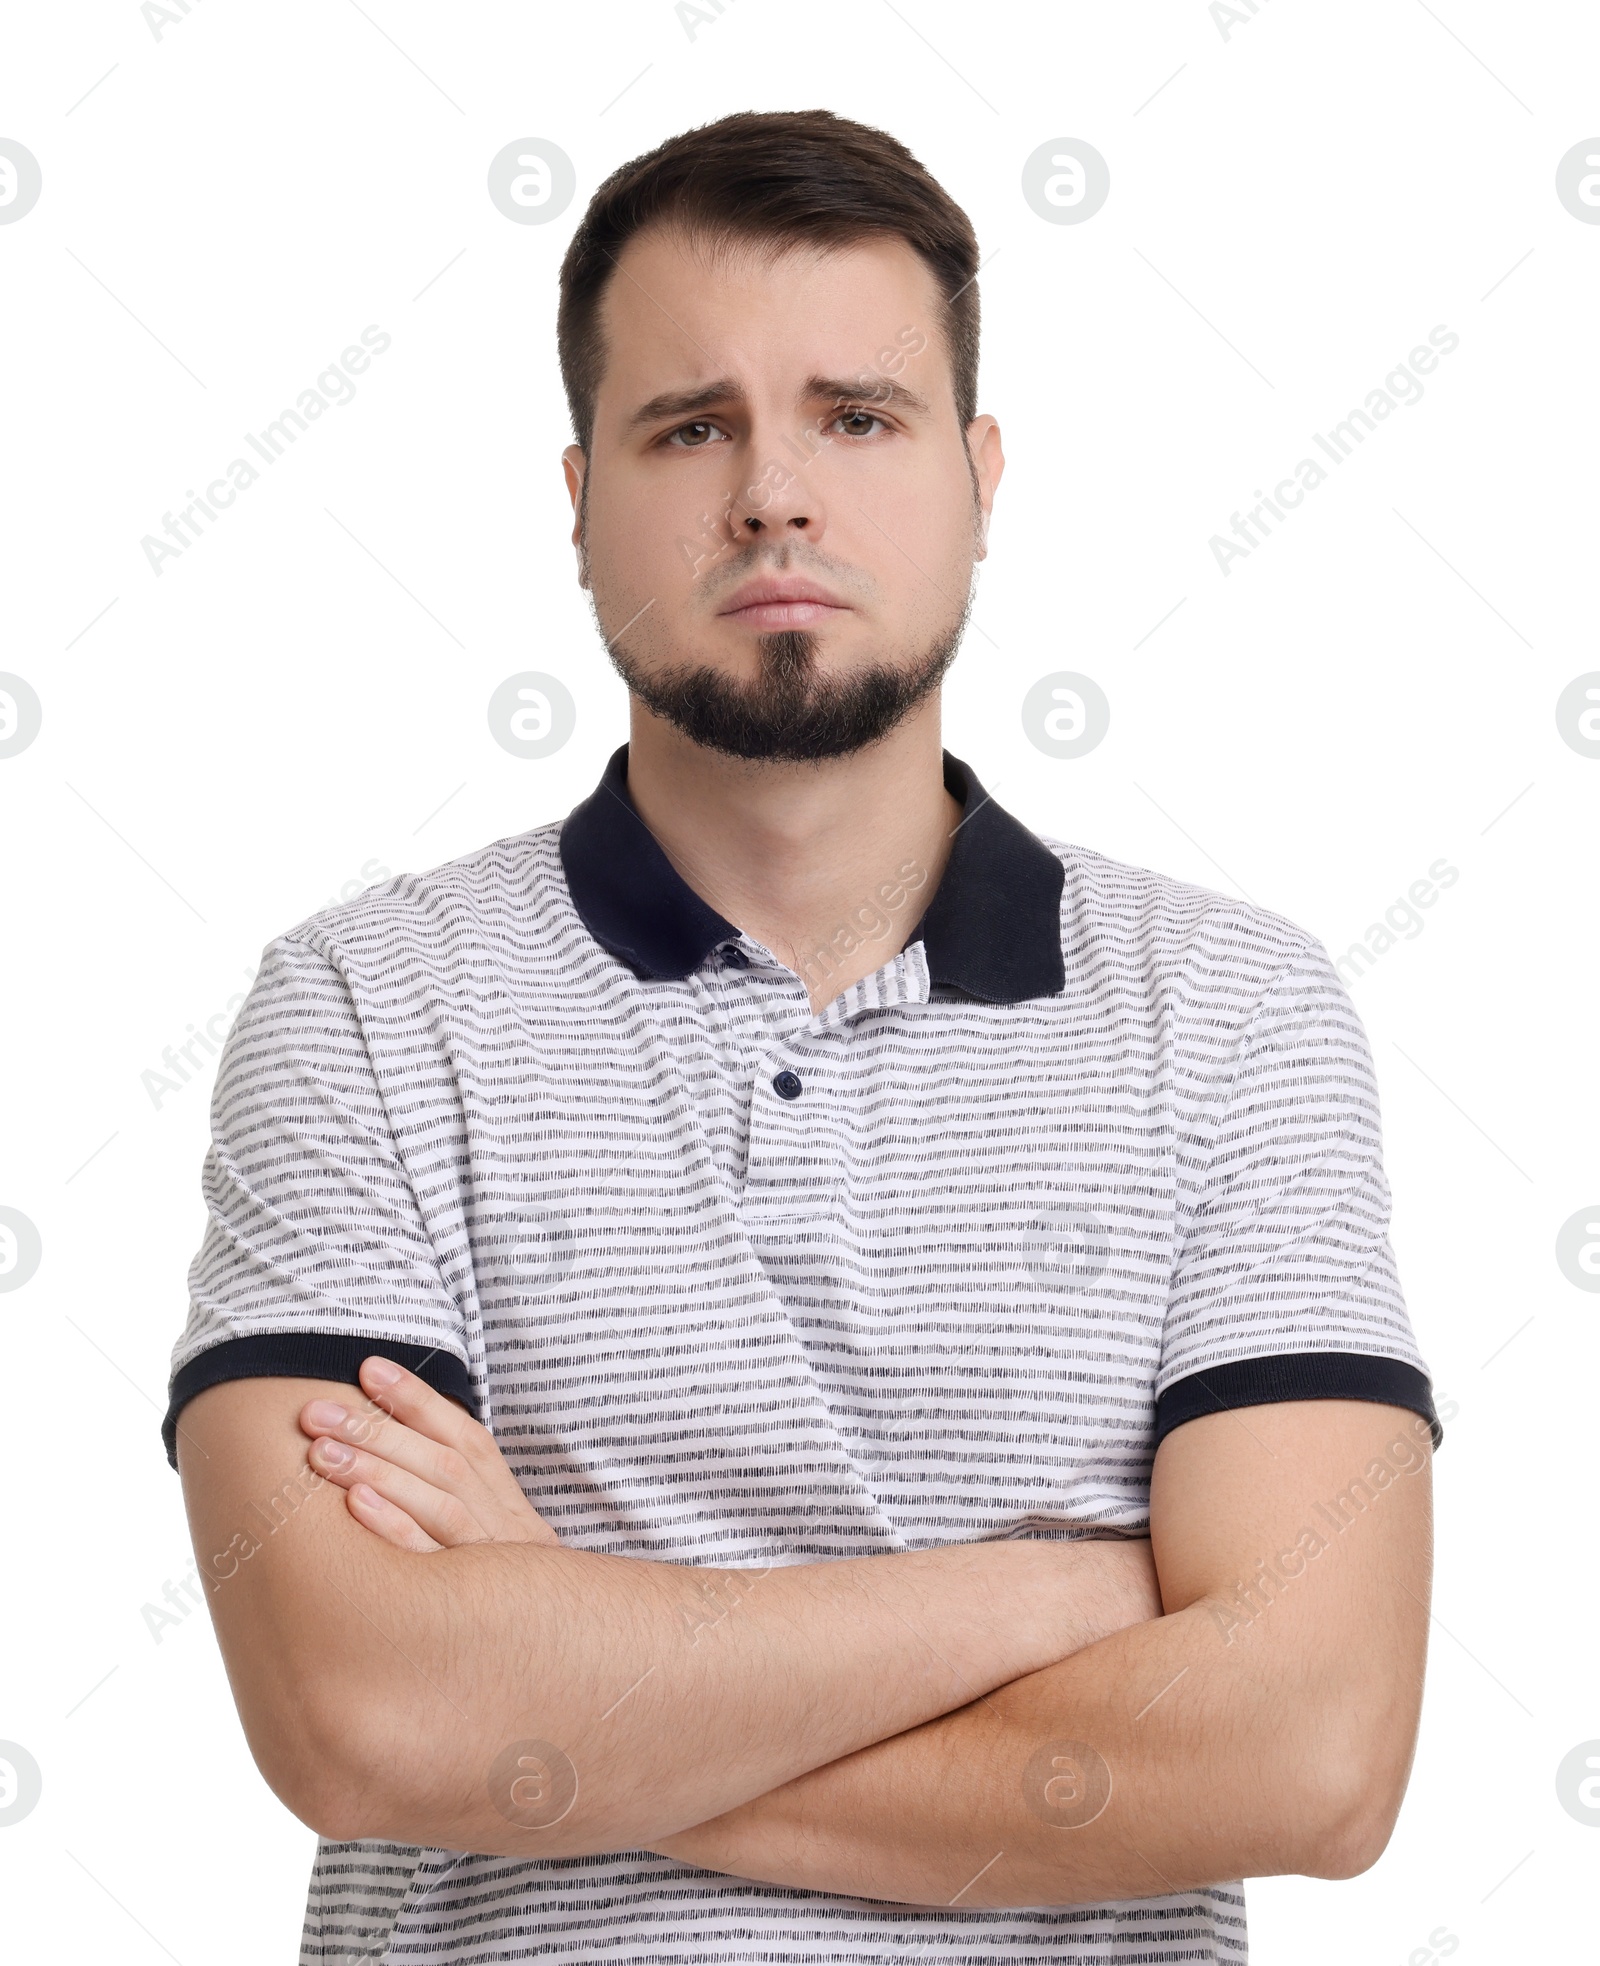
top-left (306, 1434), bottom-right (490, 1548)
top-left (357, 1356), bottom-right (484, 1459)
top-left (298, 1366), bottom-right (562, 1548)
top-left (299, 1393), bottom-right (477, 1500)
top-left (345, 1480), bottom-right (442, 1555)
top-left (358, 1358), bottom-right (557, 1540)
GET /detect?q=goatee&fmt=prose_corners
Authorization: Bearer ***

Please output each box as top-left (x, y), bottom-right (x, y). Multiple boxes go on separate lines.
top-left (605, 609), bottom-right (969, 763)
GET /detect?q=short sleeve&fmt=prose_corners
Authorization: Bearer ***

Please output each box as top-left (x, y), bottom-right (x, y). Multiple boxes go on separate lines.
top-left (1155, 937), bottom-right (1440, 1449)
top-left (161, 933), bottom-right (474, 1468)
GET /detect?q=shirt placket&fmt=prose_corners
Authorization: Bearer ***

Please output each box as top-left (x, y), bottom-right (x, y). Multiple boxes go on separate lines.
top-left (706, 942), bottom-right (828, 1229)
top-left (740, 1023), bottom-right (839, 1230)
top-left (709, 938), bottom-right (931, 1232)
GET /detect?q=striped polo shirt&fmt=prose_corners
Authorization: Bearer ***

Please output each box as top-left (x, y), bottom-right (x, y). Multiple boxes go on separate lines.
top-left (164, 744), bottom-right (1438, 1966)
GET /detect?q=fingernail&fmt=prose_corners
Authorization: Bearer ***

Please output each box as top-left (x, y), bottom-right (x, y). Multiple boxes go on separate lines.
top-left (306, 1400), bottom-right (349, 1428)
top-left (363, 1358), bottom-right (401, 1387)
top-left (352, 1482), bottom-right (385, 1507)
top-left (313, 1438), bottom-right (353, 1468)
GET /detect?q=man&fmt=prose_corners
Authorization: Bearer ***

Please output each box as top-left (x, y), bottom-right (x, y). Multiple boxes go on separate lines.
top-left (166, 109), bottom-right (1439, 1965)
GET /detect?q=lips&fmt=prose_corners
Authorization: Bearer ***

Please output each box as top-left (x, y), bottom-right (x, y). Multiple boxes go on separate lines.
top-left (717, 578), bottom-right (850, 629)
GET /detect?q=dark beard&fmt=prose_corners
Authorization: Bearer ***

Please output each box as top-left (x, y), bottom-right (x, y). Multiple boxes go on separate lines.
top-left (605, 612), bottom-right (968, 763)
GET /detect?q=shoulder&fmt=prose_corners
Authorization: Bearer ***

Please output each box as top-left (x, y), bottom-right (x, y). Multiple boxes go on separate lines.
top-left (274, 820), bottom-right (569, 968)
top-left (1036, 832), bottom-right (1334, 1020)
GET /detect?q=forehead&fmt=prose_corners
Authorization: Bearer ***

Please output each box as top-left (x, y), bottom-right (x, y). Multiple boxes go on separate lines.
top-left (593, 225), bottom-right (951, 422)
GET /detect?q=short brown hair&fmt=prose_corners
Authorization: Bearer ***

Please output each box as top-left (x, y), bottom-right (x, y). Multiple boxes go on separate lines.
top-left (557, 109), bottom-right (980, 455)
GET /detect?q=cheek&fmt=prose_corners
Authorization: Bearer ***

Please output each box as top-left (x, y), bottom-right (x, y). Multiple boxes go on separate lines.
top-left (854, 429), bottom-right (976, 530)
top-left (841, 464), bottom-right (976, 611)
top-left (592, 474), bottom-right (726, 596)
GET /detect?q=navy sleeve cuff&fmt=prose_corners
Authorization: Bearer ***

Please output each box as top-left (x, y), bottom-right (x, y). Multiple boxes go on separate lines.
top-left (162, 1332), bottom-right (477, 1470)
top-left (1155, 1352), bottom-right (1442, 1451)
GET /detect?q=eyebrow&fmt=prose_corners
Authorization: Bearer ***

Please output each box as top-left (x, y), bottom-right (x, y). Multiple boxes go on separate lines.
top-left (623, 372), bottom-right (933, 434)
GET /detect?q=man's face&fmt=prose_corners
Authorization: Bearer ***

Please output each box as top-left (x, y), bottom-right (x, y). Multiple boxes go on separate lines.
top-left (563, 225), bottom-right (1003, 761)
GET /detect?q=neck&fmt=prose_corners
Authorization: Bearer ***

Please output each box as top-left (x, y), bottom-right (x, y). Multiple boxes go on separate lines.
top-left (623, 696), bottom-right (962, 1011)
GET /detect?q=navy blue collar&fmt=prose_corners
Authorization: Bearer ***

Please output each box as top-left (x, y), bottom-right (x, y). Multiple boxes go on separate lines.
top-left (559, 744), bottom-right (1065, 1004)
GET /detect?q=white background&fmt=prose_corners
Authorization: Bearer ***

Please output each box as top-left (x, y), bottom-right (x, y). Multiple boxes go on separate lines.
top-left (2, 2), bottom-right (1596, 1960)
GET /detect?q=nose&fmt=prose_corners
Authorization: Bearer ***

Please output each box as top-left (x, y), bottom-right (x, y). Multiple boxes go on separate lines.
top-left (731, 410), bottom-right (827, 543)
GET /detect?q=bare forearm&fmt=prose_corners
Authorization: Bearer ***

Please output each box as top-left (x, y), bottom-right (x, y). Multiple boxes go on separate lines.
top-left (329, 1534), bottom-right (1148, 1856)
top-left (183, 1377), bottom-right (1158, 1860)
top-left (656, 1409), bottom-right (1435, 1905)
top-left (655, 1588), bottom-right (1414, 1905)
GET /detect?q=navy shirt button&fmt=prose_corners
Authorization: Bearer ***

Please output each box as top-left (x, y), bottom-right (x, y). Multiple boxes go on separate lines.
top-left (772, 1069), bottom-right (803, 1100)
top-left (720, 943), bottom-right (750, 968)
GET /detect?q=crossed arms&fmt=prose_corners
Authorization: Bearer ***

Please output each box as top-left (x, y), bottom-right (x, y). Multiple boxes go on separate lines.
top-left (176, 1357), bottom-right (1432, 1907)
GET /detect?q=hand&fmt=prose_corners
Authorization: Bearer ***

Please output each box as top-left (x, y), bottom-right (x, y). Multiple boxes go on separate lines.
top-left (297, 1355), bottom-right (559, 1553)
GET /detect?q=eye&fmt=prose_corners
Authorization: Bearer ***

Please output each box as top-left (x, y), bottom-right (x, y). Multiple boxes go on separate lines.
top-left (664, 420), bottom-right (727, 448)
top-left (830, 408), bottom-right (889, 438)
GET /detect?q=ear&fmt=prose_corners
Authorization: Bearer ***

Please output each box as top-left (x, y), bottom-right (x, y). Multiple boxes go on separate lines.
top-left (561, 445), bottom-right (589, 587)
top-left (965, 415), bottom-right (1004, 562)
